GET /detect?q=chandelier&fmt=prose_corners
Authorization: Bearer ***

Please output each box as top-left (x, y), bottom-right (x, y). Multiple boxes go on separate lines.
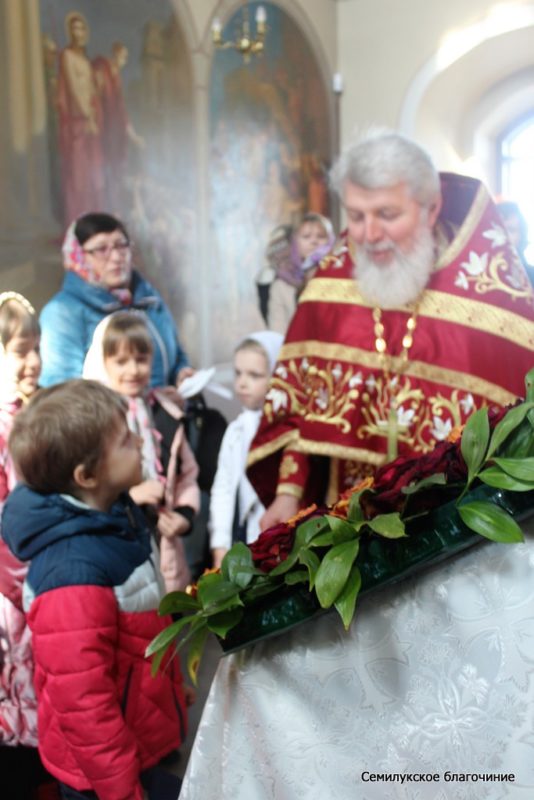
top-left (212, 5), bottom-right (267, 63)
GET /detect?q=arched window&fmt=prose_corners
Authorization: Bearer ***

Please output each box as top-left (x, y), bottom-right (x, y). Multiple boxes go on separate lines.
top-left (499, 116), bottom-right (534, 264)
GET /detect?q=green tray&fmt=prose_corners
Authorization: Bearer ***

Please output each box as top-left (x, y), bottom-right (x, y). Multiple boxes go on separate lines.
top-left (219, 485), bottom-right (534, 654)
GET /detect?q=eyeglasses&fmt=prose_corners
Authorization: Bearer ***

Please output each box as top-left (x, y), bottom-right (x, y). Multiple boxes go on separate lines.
top-left (83, 240), bottom-right (131, 260)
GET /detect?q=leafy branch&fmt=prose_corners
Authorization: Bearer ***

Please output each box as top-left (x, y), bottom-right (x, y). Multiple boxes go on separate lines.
top-left (457, 369), bottom-right (534, 542)
top-left (147, 369), bottom-right (534, 683)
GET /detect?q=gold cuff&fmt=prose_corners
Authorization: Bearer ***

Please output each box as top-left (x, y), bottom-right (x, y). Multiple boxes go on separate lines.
top-left (276, 483), bottom-right (304, 500)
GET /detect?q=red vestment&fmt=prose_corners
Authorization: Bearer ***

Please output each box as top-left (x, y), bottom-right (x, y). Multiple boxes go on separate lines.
top-left (248, 174), bottom-right (534, 506)
top-left (92, 56), bottom-right (129, 210)
top-left (57, 47), bottom-right (105, 225)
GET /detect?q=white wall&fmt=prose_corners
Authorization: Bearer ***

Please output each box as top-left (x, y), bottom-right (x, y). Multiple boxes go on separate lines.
top-left (336, 0), bottom-right (534, 188)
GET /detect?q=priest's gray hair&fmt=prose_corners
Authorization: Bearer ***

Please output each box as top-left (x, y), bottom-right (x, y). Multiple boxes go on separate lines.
top-left (330, 127), bottom-right (440, 208)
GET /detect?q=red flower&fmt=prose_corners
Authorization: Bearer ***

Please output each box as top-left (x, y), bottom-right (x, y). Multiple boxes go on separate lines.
top-left (249, 504), bottom-right (327, 573)
top-left (249, 523), bottom-right (296, 572)
top-left (362, 440), bottom-right (467, 517)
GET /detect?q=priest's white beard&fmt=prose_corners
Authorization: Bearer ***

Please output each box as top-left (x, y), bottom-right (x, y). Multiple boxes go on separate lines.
top-left (356, 220), bottom-right (436, 309)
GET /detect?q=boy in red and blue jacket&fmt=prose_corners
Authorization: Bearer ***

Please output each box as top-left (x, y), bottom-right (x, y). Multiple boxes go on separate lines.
top-left (1, 380), bottom-right (188, 800)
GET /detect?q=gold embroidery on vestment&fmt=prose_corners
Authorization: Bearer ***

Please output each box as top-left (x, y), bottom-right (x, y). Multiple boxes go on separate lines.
top-left (276, 483), bottom-right (303, 499)
top-left (279, 455), bottom-right (299, 480)
top-left (457, 251), bottom-right (532, 301)
top-left (298, 281), bottom-right (534, 348)
top-left (277, 343), bottom-right (518, 406)
top-left (268, 359), bottom-right (360, 433)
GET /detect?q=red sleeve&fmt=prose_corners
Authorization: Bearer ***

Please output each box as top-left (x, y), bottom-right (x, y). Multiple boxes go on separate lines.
top-left (29, 585), bottom-right (144, 800)
top-left (276, 449), bottom-right (310, 500)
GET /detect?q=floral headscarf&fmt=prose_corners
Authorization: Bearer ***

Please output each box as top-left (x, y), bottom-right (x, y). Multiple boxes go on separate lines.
top-left (270, 217), bottom-right (336, 287)
top-left (62, 220), bottom-right (96, 282)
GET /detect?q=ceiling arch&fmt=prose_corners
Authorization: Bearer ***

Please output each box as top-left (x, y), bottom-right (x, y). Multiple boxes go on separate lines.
top-left (399, 4), bottom-right (534, 186)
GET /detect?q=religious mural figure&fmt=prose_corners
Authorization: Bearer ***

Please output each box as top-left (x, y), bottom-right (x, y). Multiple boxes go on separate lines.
top-left (209, 4), bottom-right (332, 359)
top-left (57, 12), bottom-right (104, 225)
top-left (42, 33), bottom-right (62, 220)
top-left (93, 42), bottom-right (144, 212)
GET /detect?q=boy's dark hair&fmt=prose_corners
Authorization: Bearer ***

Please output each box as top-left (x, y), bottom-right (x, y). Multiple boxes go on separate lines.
top-left (0, 294), bottom-right (40, 348)
top-left (102, 311), bottom-right (153, 359)
top-left (74, 212), bottom-right (129, 246)
top-left (9, 380), bottom-right (127, 494)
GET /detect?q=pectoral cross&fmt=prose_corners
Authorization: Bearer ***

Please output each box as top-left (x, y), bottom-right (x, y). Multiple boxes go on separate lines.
top-left (377, 405), bottom-right (409, 462)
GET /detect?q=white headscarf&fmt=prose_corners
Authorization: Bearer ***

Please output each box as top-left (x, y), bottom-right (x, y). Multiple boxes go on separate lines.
top-left (234, 329), bottom-right (284, 523)
top-left (239, 330), bottom-right (284, 373)
top-left (82, 315), bottom-right (113, 385)
top-left (83, 313), bottom-right (161, 480)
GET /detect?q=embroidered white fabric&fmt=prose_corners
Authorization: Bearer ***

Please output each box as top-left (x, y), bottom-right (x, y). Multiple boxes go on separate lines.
top-left (180, 525), bottom-right (534, 800)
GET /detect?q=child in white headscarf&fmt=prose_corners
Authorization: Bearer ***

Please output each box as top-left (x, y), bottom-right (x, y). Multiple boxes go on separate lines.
top-left (209, 331), bottom-right (283, 568)
top-left (83, 311), bottom-right (200, 593)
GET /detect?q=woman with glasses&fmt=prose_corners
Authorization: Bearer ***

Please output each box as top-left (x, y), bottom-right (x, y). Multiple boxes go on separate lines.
top-left (39, 212), bottom-right (192, 388)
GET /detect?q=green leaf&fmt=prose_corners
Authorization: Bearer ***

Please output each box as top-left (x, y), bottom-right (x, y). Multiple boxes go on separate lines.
top-left (268, 551), bottom-right (299, 577)
top-left (145, 614), bottom-right (198, 657)
top-left (206, 606), bottom-right (244, 638)
top-left (478, 466), bottom-right (534, 492)
top-left (298, 548), bottom-right (321, 588)
top-left (186, 626), bottom-right (209, 686)
top-left (497, 408), bottom-right (534, 459)
top-left (493, 457), bottom-right (534, 482)
top-left (457, 500), bottom-right (524, 543)
top-left (347, 491), bottom-right (366, 523)
top-left (201, 594), bottom-right (243, 617)
top-left (487, 402), bottom-right (534, 459)
top-left (366, 513), bottom-right (406, 538)
top-left (401, 473), bottom-right (447, 495)
top-left (525, 367), bottom-right (534, 402)
top-left (326, 514), bottom-right (360, 544)
top-left (222, 542), bottom-right (258, 589)
top-left (284, 570), bottom-right (308, 585)
top-left (307, 531), bottom-right (334, 548)
top-left (334, 564), bottom-right (361, 629)
top-left (241, 578), bottom-right (281, 603)
top-left (197, 573), bottom-right (242, 612)
top-left (461, 407), bottom-right (490, 483)
top-left (158, 591), bottom-right (200, 616)
top-left (294, 516), bottom-right (329, 548)
top-left (315, 539), bottom-right (360, 608)
top-left (149, 643), bottom-right (168, 677)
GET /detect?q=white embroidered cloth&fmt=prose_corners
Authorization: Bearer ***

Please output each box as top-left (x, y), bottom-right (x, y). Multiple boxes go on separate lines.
top-left (180, 523), bottom-right (534, 799)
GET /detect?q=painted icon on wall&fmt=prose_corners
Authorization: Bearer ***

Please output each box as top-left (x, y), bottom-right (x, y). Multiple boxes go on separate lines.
top-left (40, 0), bottom-right (198, 357)
top-left (209, 2), bottom-right (333, 359)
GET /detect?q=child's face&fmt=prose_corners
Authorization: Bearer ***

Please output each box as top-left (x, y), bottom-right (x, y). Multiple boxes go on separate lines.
top-left (97, 414), bottom-right (143, 501)
top-left (4, 329), bottom-right (41, 397)
top-left (104, 342), bottom-right (152, 397)
top-left (295, 221), bottom-right (330, 260)
top-left (234, 349), bottom-right (270, 411)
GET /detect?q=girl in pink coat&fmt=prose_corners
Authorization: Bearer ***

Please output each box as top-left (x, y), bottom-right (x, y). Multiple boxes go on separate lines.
top-left (0, 292), bottom-right (58, 797)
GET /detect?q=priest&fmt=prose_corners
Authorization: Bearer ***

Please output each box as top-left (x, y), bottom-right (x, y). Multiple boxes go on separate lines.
top-left (248, 129), bottom-right (534, 529)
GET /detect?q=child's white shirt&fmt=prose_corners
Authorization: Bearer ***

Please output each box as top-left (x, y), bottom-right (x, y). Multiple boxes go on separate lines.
top-left (209, 408), bottom-right (264, 550)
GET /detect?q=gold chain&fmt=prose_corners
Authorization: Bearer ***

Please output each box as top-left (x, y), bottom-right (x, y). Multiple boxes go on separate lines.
top-left (372, 305), bottom-right (419, 380)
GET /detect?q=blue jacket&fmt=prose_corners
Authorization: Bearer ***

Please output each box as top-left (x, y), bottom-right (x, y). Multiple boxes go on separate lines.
top-left (39, 270), bottom-right (189, 388)
top-left (1, 485), bottom-right (186, 798)
top-left (2, 485), bottom-right (154, 596)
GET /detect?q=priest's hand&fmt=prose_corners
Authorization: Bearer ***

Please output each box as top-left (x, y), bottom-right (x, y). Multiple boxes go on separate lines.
top-left (260, 493), bottom-right (299, 531)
